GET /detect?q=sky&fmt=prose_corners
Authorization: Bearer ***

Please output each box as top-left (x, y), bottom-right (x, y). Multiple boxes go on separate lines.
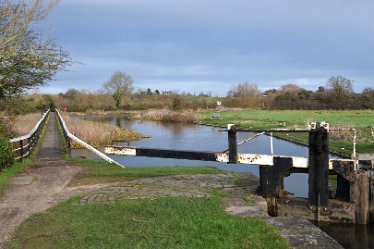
top-left (38, 0), bottom-right (374, 96)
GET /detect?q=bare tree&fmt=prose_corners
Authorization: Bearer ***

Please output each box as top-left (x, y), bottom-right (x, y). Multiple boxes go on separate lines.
top-left (326, 76), bottom-right (353, 95)
top-left (0, 0), bottom-right (70, 99)
top-left (227, 82), bottom-right (260, 97)
top-left (326, 76), bottom-right (354, 109)
top-left (103, 71), bottom-right (134, 109)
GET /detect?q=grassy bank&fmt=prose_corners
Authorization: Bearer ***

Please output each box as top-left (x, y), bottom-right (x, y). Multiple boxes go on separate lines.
top-left (61, 114), bottom-right (144, 148)
top-left (200, 109), bottom-right (374, 157)
top-left (6, 147), bottom-right (289, 249)
top-left (8, 196), bottom-right (288, 249)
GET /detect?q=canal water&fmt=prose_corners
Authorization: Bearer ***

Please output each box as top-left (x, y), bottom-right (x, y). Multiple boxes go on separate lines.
top-left (73, 114), bottom-right (373, 249)
top-left (74, 115), bottom-right (309, 197)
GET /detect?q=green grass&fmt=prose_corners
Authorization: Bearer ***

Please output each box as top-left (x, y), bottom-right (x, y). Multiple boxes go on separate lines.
top-left (209, 188), bottom-right (231, 198)
top-left (202, 109), bottom-right (374, 128)
top-left (201, 109), bottom-right (374, 157)
top-left (273, 132), bottom-right (372, 156)
top-left (8, 197), bottom-right (289, 249)
top-left (68, 157), bottom-right (225, 186)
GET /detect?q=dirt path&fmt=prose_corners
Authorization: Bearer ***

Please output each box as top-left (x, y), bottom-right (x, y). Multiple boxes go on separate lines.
top-left (0, 113), bottom-right (82, 248)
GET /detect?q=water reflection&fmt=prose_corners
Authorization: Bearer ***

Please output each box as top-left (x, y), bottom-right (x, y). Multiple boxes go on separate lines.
top-left (115, 117), bottom-right (121, 128)
top-left (317, 222), bottom-right (374, 249)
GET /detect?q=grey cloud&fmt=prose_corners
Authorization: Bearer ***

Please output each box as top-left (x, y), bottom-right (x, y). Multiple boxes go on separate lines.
top-left (38, 0), bottom-right (374, 95)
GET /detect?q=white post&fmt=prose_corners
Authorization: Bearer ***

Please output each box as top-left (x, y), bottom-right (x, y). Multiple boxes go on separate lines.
top-left (270, 132), bottom-right (274, 155)
top-left (352, 129), bottom-right (357, 160)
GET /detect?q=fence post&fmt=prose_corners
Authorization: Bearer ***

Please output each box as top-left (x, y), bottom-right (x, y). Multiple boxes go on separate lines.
top-left (20, 139), bottom-right (24, 162)
top-left (66, 136), bottom-right (71, 155)
top-left (227, 124), bottom-right (238, 164)
top-left (308, 122), bottom-right (329, 218)
top-left (27, 137), bottom-right (31, 158)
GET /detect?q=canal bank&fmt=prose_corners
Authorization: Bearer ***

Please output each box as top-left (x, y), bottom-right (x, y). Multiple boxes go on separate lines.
top-left (76, 169), bottom-right (344, 249)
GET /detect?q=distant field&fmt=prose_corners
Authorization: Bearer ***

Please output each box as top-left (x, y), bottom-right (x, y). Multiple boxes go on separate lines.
top-left (202, 109), bottom-right (374, 128)
top-left (201, 109), bottom-right (374, 156)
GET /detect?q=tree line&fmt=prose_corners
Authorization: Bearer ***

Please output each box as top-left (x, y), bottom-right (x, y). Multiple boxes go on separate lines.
top-left (226, 76), bottom-right (374, 110)
top-left (50, 72), bottom-right (373, 112)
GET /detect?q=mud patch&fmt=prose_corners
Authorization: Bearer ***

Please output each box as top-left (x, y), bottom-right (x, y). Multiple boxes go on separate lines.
top-left (8, 176), bottom-right (34, 186)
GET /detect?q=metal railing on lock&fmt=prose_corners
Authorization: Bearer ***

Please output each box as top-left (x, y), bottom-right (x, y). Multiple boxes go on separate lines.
top-left (55, 110), bottom-right (125, 168)
top-left (10, 109), bottom-right (50, 161)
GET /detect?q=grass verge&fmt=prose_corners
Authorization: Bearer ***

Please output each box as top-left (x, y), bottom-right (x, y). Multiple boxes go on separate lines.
top-left (8, 196), bottom-right (289, 249)
top-left (0, 115), bottom-right (49, 196)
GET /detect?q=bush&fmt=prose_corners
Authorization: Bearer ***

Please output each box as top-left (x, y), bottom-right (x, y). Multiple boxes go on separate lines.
top-left (0, 137), bottom-right (14, 170)
top-left (171, 95), bottom-right (182, 110)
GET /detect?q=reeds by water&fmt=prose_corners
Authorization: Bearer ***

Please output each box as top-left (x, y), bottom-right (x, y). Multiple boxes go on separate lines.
top-left (133, 109), bottom-right (202, 123)
top-left (62, 114), bottom-right (144, 148)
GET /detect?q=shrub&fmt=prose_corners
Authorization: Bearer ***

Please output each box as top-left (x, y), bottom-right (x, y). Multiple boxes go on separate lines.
top-left (0, 137), bottom-right (14, 170)
top-left (171, 95), bottom-right (182, 110)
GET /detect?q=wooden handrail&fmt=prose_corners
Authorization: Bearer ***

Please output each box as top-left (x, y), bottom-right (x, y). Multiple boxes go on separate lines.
top-left (56, 110), bottom-right (125, 168)
top-left (10, 109), bottom-right (50, 161)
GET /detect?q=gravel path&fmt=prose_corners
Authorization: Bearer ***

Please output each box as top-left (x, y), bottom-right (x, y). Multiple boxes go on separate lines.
top-left (78, 173), bottom-right (258, 204)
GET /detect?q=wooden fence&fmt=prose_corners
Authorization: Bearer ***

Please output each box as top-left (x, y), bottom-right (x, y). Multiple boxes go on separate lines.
top-left (10, 109), bottom-right (50, 161)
